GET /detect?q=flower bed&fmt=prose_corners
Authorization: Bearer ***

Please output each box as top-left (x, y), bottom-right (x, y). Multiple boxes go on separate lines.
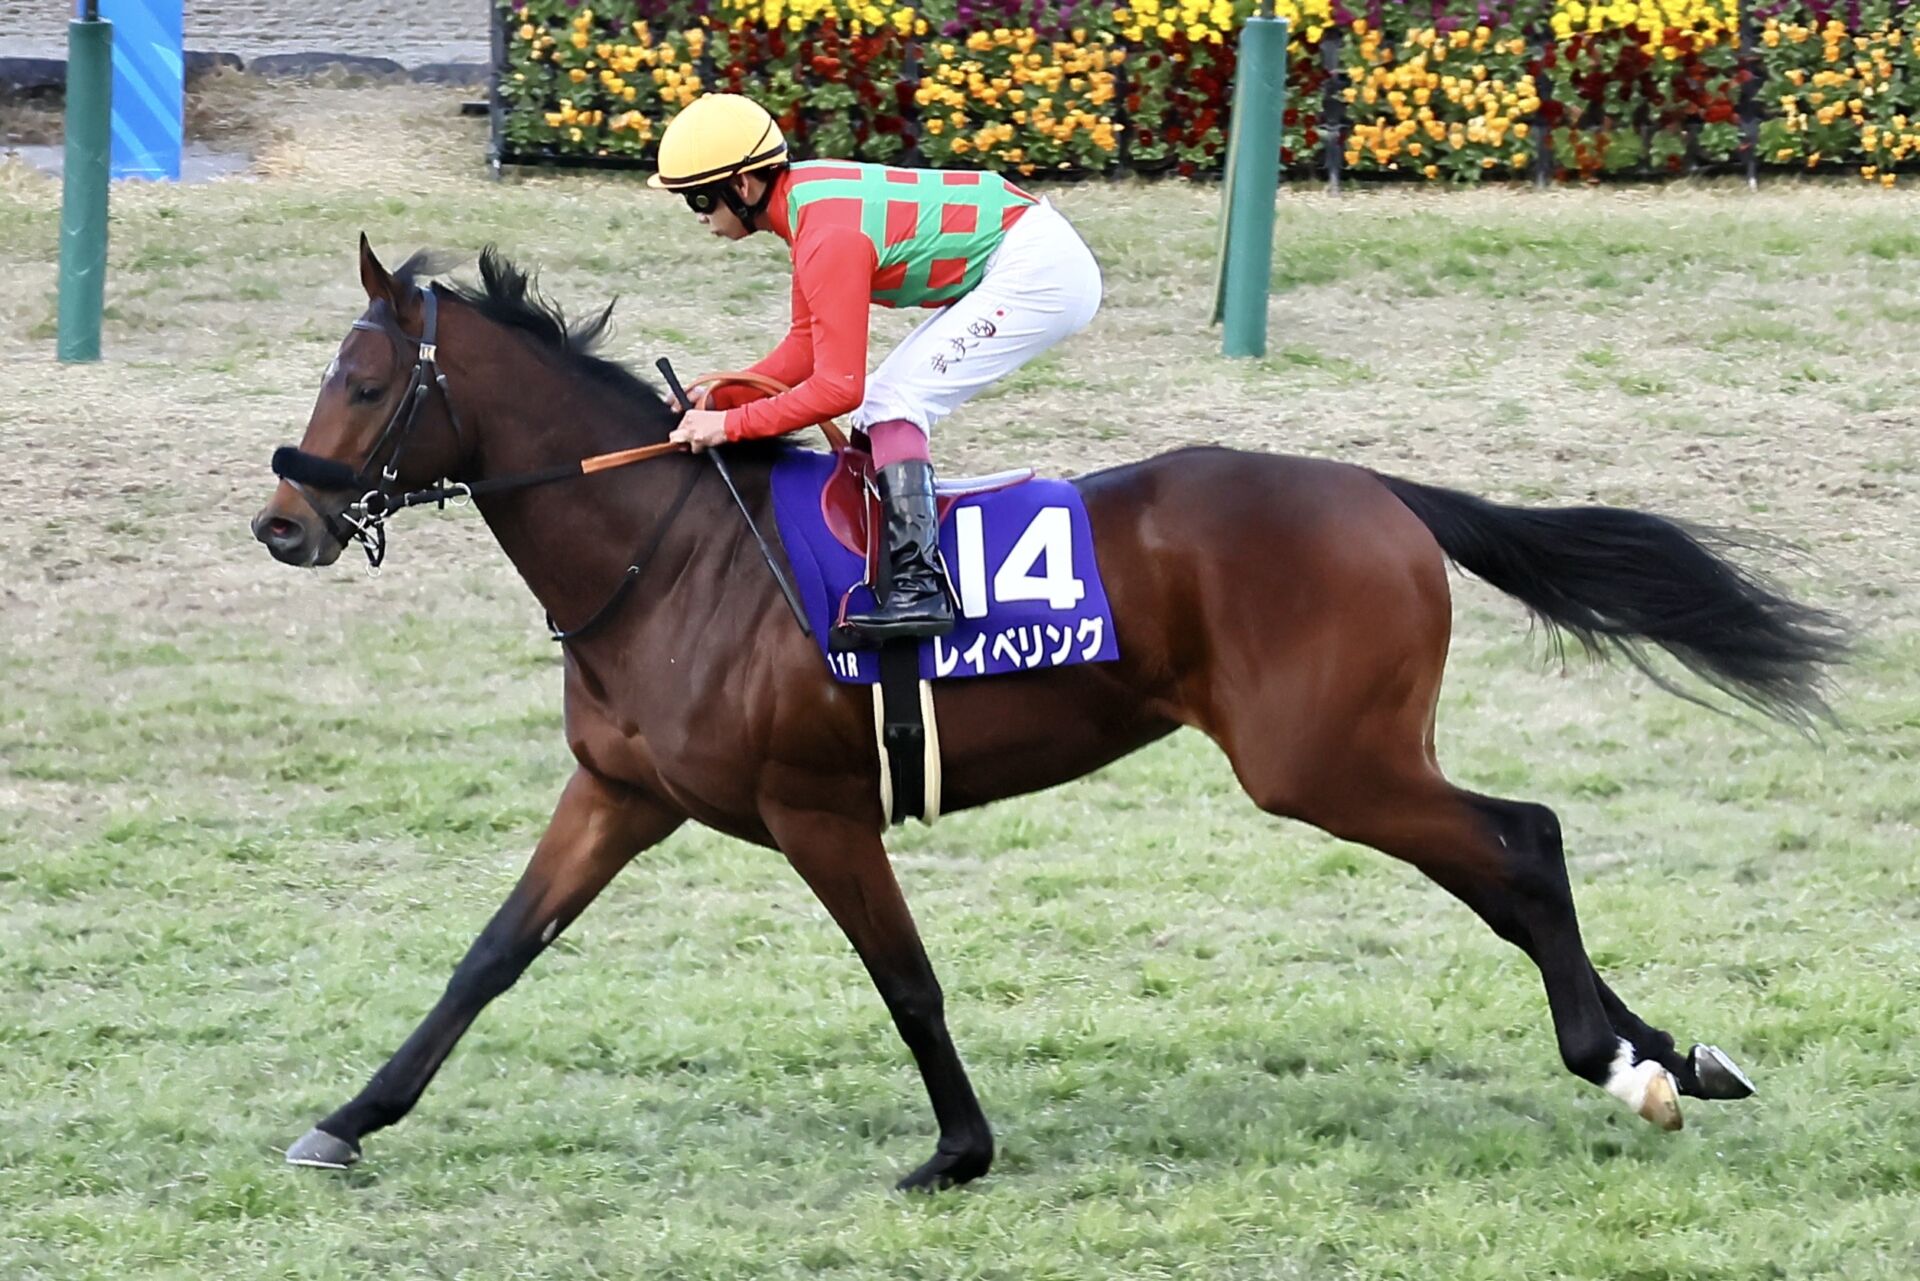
top-left (495, 0), bottom-right (1920, 184)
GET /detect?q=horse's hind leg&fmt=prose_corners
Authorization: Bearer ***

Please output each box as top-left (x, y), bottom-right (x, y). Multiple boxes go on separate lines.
top-left (1255, 744), bottom-right (1735, 1128)
top-left (1187, 483), bottom-right (1752, 1121)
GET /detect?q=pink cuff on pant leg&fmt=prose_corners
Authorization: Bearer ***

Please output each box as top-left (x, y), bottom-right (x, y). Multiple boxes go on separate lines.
top-left (866, 418), bottom-right (933, 467)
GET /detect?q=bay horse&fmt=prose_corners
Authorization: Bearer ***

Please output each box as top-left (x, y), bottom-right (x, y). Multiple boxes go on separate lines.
top-left (251, 239), bottom-right (1845, 1189)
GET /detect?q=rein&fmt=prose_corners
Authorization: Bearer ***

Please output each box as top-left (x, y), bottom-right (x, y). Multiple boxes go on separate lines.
top-left (272, 290), bottom-right (838, 643)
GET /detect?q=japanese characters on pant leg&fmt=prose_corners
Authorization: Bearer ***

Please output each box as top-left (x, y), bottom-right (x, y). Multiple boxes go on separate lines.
top-left (852, 199), bottom-right (1103, 437)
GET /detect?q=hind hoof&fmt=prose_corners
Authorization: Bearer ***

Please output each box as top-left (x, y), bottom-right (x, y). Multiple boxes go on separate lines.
top-left (286, 1127), bottom-right (360, 1169)
top-left (1605, 1042), bottom-right (1684, 1131)
top-left (1691, 1044), bottom-right (1756, 1100)
top-left (1637, 1065), bottom-right (1684, 1131)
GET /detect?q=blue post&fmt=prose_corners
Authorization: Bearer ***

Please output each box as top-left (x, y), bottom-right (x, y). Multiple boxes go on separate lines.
top-left (101, 0), bottom-right (184, 181)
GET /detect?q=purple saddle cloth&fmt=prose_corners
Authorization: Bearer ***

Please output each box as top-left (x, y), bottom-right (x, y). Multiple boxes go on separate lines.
top-left (767, 448), bottom-right (1120, 685)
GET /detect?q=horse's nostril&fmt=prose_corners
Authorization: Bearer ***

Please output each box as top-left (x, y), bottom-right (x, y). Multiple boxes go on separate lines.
top-left (254, 510), bottom-right (307, 555)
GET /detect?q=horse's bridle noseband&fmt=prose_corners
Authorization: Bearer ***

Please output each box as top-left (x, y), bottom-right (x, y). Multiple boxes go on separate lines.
top-left (272, 286), bottom-right (471, 570)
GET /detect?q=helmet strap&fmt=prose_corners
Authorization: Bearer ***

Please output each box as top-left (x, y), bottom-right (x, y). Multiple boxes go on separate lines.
top-left (721, 171), bottom-right (778, 233)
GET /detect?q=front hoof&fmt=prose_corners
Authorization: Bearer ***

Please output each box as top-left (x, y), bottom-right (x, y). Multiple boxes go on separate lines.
top-left (286, 1127), bottom-right (361, 1169)
top-left (1691, 1044), bottom-right (1757, 1100)
top-left (895, 1141), bottom-right (993, 1192)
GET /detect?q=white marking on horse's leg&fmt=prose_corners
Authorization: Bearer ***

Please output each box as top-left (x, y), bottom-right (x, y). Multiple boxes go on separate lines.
top-left (1604, 1038), bottom-right (1684, 1130)
top-left (540, 919), bottom-right (558, 945)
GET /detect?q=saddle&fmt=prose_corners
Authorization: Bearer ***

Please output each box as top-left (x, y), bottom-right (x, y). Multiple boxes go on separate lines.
top-left (821, 447), bottom-right (1034, 583)
top-left (685, 371), bottom-right (1034, 583)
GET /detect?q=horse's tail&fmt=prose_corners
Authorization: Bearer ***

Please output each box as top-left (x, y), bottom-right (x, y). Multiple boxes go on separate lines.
top-left (1375, 473), bottom-right (1850, 728)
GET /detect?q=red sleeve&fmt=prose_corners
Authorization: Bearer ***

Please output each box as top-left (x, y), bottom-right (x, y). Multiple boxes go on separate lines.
top-left (704, 273), bottom-right (815, 410)
top-left (724, 226), bottom-right (874, 441)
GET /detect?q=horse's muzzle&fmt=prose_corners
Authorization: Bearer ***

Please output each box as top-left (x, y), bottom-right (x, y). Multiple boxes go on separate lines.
top-left (252, 503), bottom-right (343, 567)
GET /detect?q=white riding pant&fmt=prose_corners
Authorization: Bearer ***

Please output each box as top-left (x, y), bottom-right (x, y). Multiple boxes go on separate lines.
top-left (851, 198), bottom-right (1103, 436)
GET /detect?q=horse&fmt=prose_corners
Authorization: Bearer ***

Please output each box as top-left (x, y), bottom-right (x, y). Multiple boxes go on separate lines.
top-left (251, 238), bottom-right (1847, 1190)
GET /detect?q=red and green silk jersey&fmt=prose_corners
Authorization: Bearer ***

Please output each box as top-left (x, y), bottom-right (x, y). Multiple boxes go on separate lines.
top-left (785, 160), bottom-right (1036, 308)
top-left (718, 162), bottom-right (1037, 441)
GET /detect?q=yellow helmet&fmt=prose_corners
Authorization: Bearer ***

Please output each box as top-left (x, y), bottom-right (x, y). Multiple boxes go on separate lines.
top-left (647, 94), bottom-right (788, 191)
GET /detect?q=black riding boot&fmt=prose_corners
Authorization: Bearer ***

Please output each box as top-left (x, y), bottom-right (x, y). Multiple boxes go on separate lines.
top-left (845, 460), bottom-right (954, 643)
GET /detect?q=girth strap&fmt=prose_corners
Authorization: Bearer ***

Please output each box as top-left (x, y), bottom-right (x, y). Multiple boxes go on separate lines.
top-left (873, 640), bottom-right (941, 826)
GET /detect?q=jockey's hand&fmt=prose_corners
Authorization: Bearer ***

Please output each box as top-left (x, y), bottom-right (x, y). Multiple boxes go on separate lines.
top-left (670, 409), bottom-right (730, 453)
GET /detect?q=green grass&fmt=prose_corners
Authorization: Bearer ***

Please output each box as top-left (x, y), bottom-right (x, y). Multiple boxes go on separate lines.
top-left (3, 84), bottom-right (1919, 1279)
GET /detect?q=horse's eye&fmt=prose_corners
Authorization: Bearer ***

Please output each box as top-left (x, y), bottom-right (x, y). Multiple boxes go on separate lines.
top-left (353, 384), bottom-right (385, 404)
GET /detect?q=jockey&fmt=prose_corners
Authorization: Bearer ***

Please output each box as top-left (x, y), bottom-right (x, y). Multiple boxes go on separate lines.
top-left (653, 93), bottom-right (1103, 643)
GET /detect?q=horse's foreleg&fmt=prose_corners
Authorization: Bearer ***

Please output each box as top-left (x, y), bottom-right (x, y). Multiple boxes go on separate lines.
top-left (763, 802), bottom-right (994, 1191)
top-left (286, 767), bottom-right (683, 1168)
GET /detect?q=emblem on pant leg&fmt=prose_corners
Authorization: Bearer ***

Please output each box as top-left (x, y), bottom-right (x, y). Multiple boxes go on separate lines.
top-left (928, 313), bottom-right (1002, 374)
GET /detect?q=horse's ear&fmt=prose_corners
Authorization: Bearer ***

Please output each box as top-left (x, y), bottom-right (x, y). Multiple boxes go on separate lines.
top-left (358, 232), bottom-right (397, 307)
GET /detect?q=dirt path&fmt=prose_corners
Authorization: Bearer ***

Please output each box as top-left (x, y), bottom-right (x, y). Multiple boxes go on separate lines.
top-left (0, 0), bottom-right (490, 66)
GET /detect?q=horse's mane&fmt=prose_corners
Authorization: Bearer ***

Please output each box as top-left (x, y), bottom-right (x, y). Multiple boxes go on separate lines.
top-left (394, 247), bottom-right (671, 415)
